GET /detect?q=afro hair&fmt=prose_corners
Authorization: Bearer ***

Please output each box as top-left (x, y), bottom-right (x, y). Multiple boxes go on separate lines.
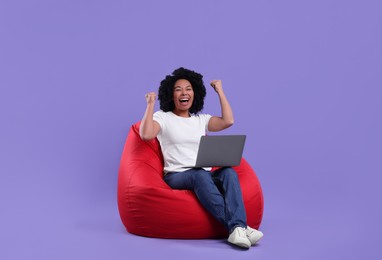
top-left (158, 67), bottom-right (206, 114)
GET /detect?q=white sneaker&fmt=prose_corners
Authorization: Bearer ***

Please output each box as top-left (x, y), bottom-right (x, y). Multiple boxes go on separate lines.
top-left (227, 227), bottom-right (251, 249)
top-left (246, 226), bottom-right (263, 246)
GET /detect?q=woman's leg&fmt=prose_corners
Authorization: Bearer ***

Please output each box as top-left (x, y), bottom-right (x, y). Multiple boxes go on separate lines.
top-left (164, 168), bottom-right (262, 248)
top-left (164, 168), bottom-right (252, 248)
top-left (164, 168), bottom-right (227, 228)
top-left (213, 167), bottom-right (263, 246)
top-left (211, 167), bottom-right (247, 232)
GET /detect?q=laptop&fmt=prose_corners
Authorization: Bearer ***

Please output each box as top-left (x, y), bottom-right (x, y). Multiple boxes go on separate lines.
top-left (195, 135), bottom-right (246, 167)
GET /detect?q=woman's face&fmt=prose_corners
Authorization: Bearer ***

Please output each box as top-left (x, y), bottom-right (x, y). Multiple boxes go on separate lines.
top-left (172, 79), bottom-right (194, 116)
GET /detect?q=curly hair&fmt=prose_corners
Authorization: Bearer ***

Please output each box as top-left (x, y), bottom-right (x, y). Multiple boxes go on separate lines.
top-left (158, 67), bottom-right (206, 114)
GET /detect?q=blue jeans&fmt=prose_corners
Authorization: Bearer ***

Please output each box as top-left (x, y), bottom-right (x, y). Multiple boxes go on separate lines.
top-left (164, 167), bottom-right (247, 233)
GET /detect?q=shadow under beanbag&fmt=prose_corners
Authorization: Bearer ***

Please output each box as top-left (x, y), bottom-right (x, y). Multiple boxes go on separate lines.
top-left (117, 122), bottom-right (264, 239)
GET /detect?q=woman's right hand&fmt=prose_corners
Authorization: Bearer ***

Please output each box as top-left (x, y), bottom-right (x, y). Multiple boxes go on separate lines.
top-left (145, 92), bottom-right (157, 104)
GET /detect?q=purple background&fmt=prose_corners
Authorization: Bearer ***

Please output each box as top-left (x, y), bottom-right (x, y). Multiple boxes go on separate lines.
top-left (1, 0), bottom-right (381, 259)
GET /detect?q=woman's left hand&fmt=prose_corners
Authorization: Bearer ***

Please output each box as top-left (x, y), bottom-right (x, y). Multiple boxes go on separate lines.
top-left (207, 79), bottom-right (234, 131)
top-left (210, 80), bottom-right (223, 94)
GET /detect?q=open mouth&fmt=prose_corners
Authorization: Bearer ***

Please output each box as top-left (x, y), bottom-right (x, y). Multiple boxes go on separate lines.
top-left (179, 98), bottom-right (189, 104)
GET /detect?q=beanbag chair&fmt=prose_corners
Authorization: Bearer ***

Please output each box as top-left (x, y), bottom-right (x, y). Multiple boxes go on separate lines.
top-left (117, 122), bottom-right (264, 239)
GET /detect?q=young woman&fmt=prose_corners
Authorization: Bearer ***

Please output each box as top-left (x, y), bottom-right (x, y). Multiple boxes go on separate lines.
top-left (139, 67), bottom-right (263, 249)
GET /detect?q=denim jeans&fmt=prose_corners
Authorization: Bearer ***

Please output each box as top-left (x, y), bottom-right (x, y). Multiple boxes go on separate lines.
top-left (164, 167), bottom-right (247, 233)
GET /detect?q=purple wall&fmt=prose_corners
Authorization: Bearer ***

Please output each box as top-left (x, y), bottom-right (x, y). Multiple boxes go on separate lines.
top-left (1, 0), bottom-right (381, 259)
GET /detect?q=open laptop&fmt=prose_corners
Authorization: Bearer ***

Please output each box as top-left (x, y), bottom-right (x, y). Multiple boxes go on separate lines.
top-left (195, 135), bottom-right (246, 167)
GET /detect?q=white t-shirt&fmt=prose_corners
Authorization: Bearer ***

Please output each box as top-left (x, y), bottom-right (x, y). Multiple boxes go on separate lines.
top-left (153, 110), bottom-right (212, 174)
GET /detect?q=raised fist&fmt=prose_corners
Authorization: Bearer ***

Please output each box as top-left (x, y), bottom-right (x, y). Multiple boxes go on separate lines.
top-left (210, 80), bottom-right (223, 93)
top-left (145, 92), bottom-right (156, 104)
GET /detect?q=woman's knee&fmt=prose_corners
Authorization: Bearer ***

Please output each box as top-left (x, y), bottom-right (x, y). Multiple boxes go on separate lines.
top-left (192, 169), bottom-right (213, 185)
top-left (218, 167), bottom-right (239, 182)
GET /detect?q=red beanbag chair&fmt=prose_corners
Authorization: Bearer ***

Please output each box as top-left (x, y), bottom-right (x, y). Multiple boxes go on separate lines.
top-left (117, 122), bottom-right (264, 239)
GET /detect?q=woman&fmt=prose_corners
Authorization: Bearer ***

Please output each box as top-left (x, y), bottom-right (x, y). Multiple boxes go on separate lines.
top-left (139, 67), bottom-right (263, 249)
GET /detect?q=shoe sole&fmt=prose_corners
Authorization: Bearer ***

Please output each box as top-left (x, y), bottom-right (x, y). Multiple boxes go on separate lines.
top-left (228, 239), bottom-right (251, 249)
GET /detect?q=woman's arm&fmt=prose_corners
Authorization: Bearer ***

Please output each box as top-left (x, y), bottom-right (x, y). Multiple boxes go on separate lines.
top-left (208, 80), bottom-right (234, 132)
top-left (139, 92), bottom-right (161, 140)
